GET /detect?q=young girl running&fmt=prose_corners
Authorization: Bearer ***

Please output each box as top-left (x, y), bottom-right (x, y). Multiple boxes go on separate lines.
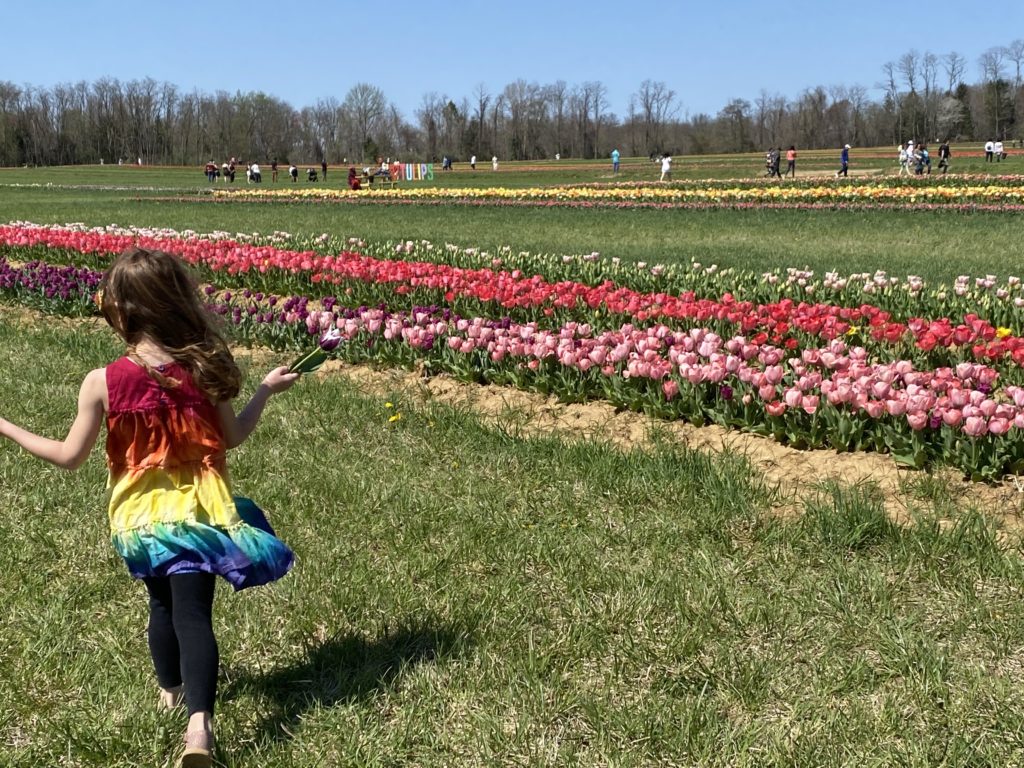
top-left (0, 247), bottom-right (299, 767)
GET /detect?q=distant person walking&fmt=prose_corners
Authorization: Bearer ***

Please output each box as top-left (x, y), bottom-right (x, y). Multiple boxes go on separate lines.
top-left (985, 139), bottom-right (994, 162)
top-left (271, 159), bottom-right (278, 182)
top-left (321, 160), bottom-right (328, 179)
top-left (492, 155), bottom-right (498, 171)
top-left (470, 154), bottom-right (477, 170)
top-left (289, 163), bottom-right (298, 182)
top-left (785, 146), bottom-right (796, 178)
top-left (611, 148), bottom-right (620, 173)
top-left (898, 144), bottom-right (911, 176)
top-left (659, 154), bottom-right (672, 181)
top-left (994, 139), bottom-right (1005, 162)
top-left (835, 144), bottom-right (850, 177)
top-left (914, 145), bottom-right (931, 175)
top-left (938, 141), bottom-right (951, 173)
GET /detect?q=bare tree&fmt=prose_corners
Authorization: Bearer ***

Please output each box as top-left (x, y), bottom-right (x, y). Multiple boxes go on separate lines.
top-left (943, 52), bottom-right (967, 94)
top-left (309, 96), bottom-right (340, 161)
top-left (754, 90), bottom-right (770, 149)
top-left (979, 47), bottom-right (1009, 137)
top-left (1005, 40), bottom-right (1024, 89)
top-left (543, 80), bottom-right (568, 157)
top-left (472, 83), bottom-right (489, 156)
top-left (489, 93), bottom-right (504, 158)
top-left (632, 79), bottom-right (676, 156)
top-left (979, 47), bottom-right (1007, 82)
top-left (898, 50), bottom-right (920, 93)
top-left (718, 98), bottom-right (753, 151)
top-left (794, 87), bottom-right (828, 147)
top-left (583, 81), bottom-right (607, 158)
top-left (502, 80), bottom-right (546, 159)
top-left (416, 92), bottom-right (445, 161)
top-left (1005, 40), bottom-right (1024, 137)
top-left (922, 53), bottom-right (939, 138)
top-left (438, 98), bottom-right (463, 158)
top-left (847, 84), bottom-right (869, 145)
top-left (341, 83), bottom-right (387, 161)
top-left (880, 61), bottom-right (902, 142)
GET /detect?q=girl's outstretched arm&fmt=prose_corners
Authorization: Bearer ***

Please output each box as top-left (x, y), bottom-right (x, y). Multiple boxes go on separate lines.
top-left (217, 366), bottom-right (299, 449)
top-left (0, 368), bottom-right (107, 470)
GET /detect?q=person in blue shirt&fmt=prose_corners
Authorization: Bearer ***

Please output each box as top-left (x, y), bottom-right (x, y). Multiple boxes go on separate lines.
top-left (611, 148), bottom-right (620, 173)
top-left (835, 144), bottom-right (850, 177)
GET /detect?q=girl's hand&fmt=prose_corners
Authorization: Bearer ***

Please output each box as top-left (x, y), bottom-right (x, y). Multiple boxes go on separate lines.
top-left (0, 368), bottom-right (106, 469)
top-left (262, 366), bottom-right (300, 394)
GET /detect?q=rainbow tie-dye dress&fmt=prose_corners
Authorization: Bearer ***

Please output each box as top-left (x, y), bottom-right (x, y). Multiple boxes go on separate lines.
top-left (105, 357), bottom-right (293, 590)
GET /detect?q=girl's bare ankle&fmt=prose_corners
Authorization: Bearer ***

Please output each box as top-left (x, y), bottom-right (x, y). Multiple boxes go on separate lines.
top-left (159, 685), bottom-right (184, 710)
top-left (187, 711), bottom-right (213, 735)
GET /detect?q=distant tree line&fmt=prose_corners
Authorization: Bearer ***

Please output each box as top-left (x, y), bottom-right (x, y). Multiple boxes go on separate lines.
top-left (2, 42), bottom-right (1022, 167)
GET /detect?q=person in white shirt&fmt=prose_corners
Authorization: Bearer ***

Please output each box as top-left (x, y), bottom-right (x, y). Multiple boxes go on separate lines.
top-left (994, 140), bottom-right (1004, 162)
top-left (898, 144), bottom-right (910, 176)
top-left (492, 156), bottom-right (498, 171)
top-left (660, 154), bottom-right (672, 181)
top-left (985, 139), bottom-right (995, 162)
top-left (470, 155), bottom-right (477, 170)
top-left (251, 162), bottom-right (261, 183)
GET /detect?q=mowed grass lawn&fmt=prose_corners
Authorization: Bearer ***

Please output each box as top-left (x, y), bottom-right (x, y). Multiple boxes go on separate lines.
top-left (3, 315), bottom-right (1024, 766)
top-left (1, 154), bottom-right (1023, 284)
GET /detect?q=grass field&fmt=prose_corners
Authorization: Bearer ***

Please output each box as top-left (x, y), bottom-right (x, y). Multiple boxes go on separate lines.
top-left (3, 150), bottom-right (1024, 765)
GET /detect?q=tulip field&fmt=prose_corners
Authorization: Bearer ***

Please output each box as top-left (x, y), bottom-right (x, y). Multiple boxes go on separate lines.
top-left (4, 158), bottom-right (1024, 766)
top-left (4, 216), bottom-right (1024, 480)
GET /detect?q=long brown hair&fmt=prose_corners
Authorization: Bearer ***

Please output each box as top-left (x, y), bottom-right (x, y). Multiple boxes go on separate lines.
top-left (99, 247), bottom-right (241, 401)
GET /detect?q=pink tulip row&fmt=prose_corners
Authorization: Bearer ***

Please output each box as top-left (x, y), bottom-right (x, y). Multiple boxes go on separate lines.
top-left (292, 304), bottom-right (1023, 438)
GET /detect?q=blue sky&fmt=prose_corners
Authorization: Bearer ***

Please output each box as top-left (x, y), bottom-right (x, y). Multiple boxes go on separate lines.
top-left (5, 0), bottom-right (1023, 118)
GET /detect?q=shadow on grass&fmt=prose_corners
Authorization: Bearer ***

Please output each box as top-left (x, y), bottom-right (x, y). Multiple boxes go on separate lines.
top-left (225, 617), bottom-right (475, 744)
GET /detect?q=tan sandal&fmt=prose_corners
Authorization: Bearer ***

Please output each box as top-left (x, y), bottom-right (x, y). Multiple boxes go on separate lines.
top-left (178, 728), bottom-right (214, 768)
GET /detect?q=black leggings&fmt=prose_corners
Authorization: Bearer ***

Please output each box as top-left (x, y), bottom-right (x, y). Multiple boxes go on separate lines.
top-left (144, 573), bottom-right (218, 715)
